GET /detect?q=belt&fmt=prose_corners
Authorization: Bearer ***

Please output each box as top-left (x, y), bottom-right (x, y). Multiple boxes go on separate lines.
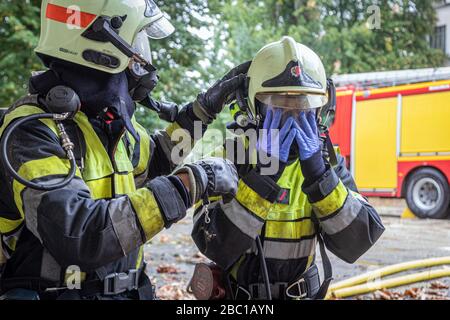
top-left (78, 269), bottom-right (141, 297)
top-left (235, 264), bottom-right (321, 300)
top-left (1, 268), bottom-right (149, 299)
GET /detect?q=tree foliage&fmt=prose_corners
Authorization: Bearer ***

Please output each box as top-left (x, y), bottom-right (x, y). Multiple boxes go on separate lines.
top-left (211, 0), bottom-right (446, 76)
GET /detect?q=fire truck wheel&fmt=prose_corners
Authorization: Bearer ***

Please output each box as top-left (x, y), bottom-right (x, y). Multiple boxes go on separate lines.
top-left (405, 168), bottom-right (450, 219)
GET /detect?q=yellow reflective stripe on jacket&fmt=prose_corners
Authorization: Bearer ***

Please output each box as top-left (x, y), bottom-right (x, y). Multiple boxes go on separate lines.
top-left (1, 156), bottom-right (82, 234)
top-left (0, 105), bottom-right (58, 137)
top-left (115, 138), bottom-right (134, 173)
top-left (264, 219), bottom-right (315, 240)
top-left (131, 118), bottom-right (151, 177)
top-left (115, 172), bottom-right (136, 195)
top-left (85, 177), bottom-right (112, 200)
top-left (235, 180), bottom-right (272, 220)
top-left (166, 122), bottom-right (182, 138)
top-left (85, 173), bottom-right (136, 199)
top-left (136, 245), bottom-right (144, 269)
top-left (73, 112), bottom-right (114, 181)
top-left (128, 188), bottom-right (164, 241)
top-left (312, 181), bottom-right (348, 218)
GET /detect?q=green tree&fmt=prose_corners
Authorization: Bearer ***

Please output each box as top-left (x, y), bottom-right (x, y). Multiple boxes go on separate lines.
top-left (0, 0), bottom-right (41, 107)
top-left (212, 0), bottom-right (446, 76)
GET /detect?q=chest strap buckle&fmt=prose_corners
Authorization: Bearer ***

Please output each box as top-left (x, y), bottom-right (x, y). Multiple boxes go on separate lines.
top-left (103, 269), bottom-right (140, 296)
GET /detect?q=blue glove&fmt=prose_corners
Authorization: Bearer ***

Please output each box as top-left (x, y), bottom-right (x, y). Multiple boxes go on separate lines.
top-left (294, 111), bottom-right (321, 160)
top-left (294, 111), bottom-right (326, 185)
top-left (258, 108), bottom-right (297, 163)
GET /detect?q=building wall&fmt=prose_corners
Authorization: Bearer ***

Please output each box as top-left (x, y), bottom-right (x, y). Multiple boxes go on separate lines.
top-left (436, 3), bottom-right (450, 65)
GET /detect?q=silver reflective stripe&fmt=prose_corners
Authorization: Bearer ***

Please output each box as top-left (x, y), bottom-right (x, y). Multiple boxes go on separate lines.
top-left (319, 194), bottom-right (362, 235)
top-left (263, 239), bottom-right (316, 260)
top-left (221, 199), bottom-right (264, 239)
top-left (108, 197), bottom-right (144, 255)
top-left (40, 249), bottom-right (61, 283)
top-left (22, 177), bottom-right (89, 243)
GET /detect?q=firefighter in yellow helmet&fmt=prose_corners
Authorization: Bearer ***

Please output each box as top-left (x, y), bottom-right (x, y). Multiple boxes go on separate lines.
top-left (0, 0), bottom-right (246, 300)
top-left (190, 36), bottom-right (385, 300)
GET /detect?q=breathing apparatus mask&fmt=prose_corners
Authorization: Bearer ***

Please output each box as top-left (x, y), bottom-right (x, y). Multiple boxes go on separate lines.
top-left (255, 92), bottom-right (325, 127)
top-left (127, 30), bottom-right (159, 102)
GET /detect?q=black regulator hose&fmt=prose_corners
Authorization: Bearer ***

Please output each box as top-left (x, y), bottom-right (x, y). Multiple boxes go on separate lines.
top-left (0, 113), bottom-right (77, 191)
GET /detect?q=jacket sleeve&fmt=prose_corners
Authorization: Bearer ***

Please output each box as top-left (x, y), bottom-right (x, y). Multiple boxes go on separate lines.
top-left (149, 103), bottom-right (207, 178)
top-left (192, 161), bottom-right (281, 270)
top-left (303, 154), bottom-right (385, 263)
top-left (2, 119), bottom-right (189, 271)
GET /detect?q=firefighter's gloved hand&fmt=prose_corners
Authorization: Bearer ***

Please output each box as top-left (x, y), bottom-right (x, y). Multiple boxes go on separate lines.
top-left (294, 111), bottom-right (326, 185)
top-left (193, 61), bottom-right (251, 124)
top-left (174, 158), bottom-right (238, 205)
top-left (295, 112), bottom-right (322, 160)
top-left (258, 109), bottom-right (297, 163)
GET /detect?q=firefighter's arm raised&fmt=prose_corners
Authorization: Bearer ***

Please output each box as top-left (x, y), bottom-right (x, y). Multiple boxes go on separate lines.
top-left (296, 112), bottom-right (385, 263)
top-left (147, 61), bottom-right (251, 177)
top-left (302, 152), bottom-right (385, 263)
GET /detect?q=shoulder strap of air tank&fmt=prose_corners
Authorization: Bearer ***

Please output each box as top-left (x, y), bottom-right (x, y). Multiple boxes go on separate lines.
top-left (312, 216), bottom-right (333, 299)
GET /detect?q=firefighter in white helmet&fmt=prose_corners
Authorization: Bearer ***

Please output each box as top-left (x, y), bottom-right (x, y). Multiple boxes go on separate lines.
top-left (0, 0), bottom-right (246, 300)
top-left (190, 36), bottom-right (385, 300)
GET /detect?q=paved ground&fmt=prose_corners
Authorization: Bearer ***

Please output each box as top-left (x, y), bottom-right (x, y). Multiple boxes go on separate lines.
top-left (144, 198), bottom-right (450, 300)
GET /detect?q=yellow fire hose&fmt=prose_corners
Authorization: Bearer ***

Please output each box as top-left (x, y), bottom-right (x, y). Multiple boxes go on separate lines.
top-left (328, 268), bottom-right (450, 299)
top-left (326, 256), bottom-right (450, 299)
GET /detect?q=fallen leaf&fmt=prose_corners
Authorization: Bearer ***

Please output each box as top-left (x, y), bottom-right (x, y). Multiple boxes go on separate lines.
top-left (157, 264), bottom-right (181, 274)
top-left (430, 281), bottom-right (449, 290)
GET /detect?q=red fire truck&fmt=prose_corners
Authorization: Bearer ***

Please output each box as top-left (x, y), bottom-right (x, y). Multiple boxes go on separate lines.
top-left (330, 67), bottom-right (450, 219)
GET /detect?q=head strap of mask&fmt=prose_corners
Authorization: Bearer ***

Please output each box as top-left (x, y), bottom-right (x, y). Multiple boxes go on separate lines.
top-left (226, 76), bottom-right (260, 130)
top-left (318, 78), bottom-right (338, 166)
top-left (319, 78), bottom-right (336, 129)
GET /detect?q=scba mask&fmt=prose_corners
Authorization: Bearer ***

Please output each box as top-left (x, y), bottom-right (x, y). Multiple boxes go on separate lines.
top-left (256, 94), bottom-right (323, 129)
top-left (127, 31), bottom-right (160, 102)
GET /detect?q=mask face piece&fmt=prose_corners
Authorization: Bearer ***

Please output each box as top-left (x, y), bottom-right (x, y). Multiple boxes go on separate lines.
top-left (257, 101), bottom-right (317, 129)
top-left (130, 31), bottom-right (153, 78)
top-left (255, 92), bottom-right (328, 110)
top-left (127, 31), bottom-right (159, 101)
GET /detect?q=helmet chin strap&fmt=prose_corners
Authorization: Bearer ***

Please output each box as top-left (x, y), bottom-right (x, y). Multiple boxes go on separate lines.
top-left (90, 17), bottom-right (157, 73)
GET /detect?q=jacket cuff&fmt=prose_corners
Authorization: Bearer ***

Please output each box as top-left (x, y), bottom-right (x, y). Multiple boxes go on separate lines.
top-left (146, 176), bottom-right (188, 228)
top-left (300, 150), bottom-right (326, 186)
top-left (302, 167), bottom-right (340, 203)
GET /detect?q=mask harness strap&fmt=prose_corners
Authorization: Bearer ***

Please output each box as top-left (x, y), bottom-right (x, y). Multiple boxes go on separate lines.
top-left (319, 78), bottom-right (338, 167)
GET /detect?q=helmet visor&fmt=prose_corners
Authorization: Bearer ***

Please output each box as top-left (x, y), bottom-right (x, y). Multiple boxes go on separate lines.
top-left (255, 93), bottom-right (328, 110)
top-left (130, 31), bottom-right (153, 77)
top-left (258, 103), bottom-right (317, 128)
top-left (144, 15), bottom-right (175, 40)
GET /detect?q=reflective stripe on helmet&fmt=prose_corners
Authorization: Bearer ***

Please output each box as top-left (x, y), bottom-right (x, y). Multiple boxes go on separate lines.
top-left (46, 3), bottom-right (97, 28)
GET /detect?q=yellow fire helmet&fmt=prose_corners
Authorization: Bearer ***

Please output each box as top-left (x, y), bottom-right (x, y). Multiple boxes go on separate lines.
top-left (247, 36), bottom-right (328, 121)
top-left (35, 0), bottom-right (175, 75)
